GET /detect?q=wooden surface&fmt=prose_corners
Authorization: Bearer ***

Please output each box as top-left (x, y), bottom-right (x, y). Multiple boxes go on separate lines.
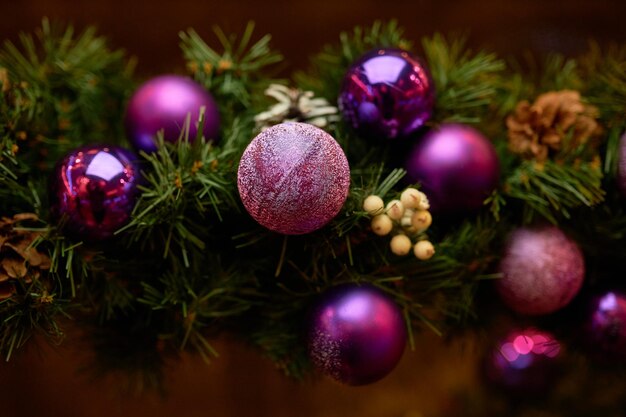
top-left (0, 329), bottom-right (479, 417)
top-left (1, 0), bottom-right (626, 75)
top-left (1, 1), bottom-right (625, 416)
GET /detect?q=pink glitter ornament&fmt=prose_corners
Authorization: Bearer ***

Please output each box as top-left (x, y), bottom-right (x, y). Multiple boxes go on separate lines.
top-left (237, 122), bottom-right (350, 235)
top-left (496, 226), bottom-right (585, 316)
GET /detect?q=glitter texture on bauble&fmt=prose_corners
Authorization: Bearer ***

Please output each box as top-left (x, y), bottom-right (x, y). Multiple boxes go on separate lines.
top-left (237, 122), bottom-right (350, 235)
top-left (496, 226), bottom-right (585, 316)
top-left (49, 144), bottom-right (141, 242)
top-left (338, 48), bottom-right (435, 140)
top-left (125, 75), bottom-right (220, 153)
top-left (306, 284), bottom-right (407, 385)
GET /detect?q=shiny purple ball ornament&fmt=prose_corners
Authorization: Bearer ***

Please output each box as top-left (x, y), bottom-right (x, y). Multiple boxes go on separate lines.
top-left (306, 284), bottom-right (407, 385)
top-left (237, 122), bottom-right (350, 235)
top-left (405, 123), bottom-right (500, 212)
top-left (585, 291), bottom-right (626, 360)
top-left (125, 75), bottom-right (220, 153)
top-left (484, 328), bottom-right (562, 395)
top-left (496, 226), bottom-right (585, 316)
top-left (50, 144), bottom-right (140, 242)
top-left (338, 48), bottom-right (435, 139)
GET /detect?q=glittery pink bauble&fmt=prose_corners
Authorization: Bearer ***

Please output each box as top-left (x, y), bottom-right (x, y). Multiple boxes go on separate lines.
top-left (484, 327), bottom-right (562, 394)
top-left (125, 75), bottom-right (220, 153)
top-left (49, 144), bottom-right (140, 241)
top-left (237, 122), bottom-right (350, 235)
top-left (339, 48), bottom-right (435, 139)
top-left (585, 291), bottom-right (626, 360)
top-left (496, 226), bottom-right (585, 315)
top-left (306, 284), bottom-right (407, 385)
top-left (405, 123), bottom-right (500, 212)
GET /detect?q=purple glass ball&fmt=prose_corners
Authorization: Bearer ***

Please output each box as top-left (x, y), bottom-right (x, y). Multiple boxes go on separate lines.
top-left (306, 284), bottom-right (407, 385)
top-left (125, 75), bottom-right (220, 153)
top-left (496, 226), bottom-right (585, 316)
top-left (585, 291), bottom-right (626, 360)
top-left (237, 122), bottom-right (350, 235)
top-left (49, 144), bottom-right (140, 241)
top-left (484, 328), bottom-right (562, 394)
top-left (405, 123), bottom-right (500, 212)
top-left (338, 48), bottom-right (435, 139)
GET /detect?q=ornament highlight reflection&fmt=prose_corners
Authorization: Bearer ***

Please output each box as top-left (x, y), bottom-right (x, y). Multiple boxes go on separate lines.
top-left (339, 48), bottom-right (435, 139)
top-left (50, 144), bottom-right (140, 242)
top-left (485, 328), bottom-right (562, 394)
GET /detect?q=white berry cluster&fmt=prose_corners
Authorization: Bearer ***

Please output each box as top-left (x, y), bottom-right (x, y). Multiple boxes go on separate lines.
top-left (362, 188), bottom-right (435, 260)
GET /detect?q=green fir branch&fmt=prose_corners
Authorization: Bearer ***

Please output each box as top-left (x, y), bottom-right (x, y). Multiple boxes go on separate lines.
top-left (0, 275), bottom-right (69, 361)
top-left (503, 159), bottom-right (604, 223)
top-left (294, 20), bottom-right (412, 99)
top-left (580, 42), bottom-right (626, 126)
top-left (0, 18), bottom-right (134, 173)
top-left (119, 119), bottom-right (240, 266)
top-left (180, 22), bottom-right (283, 108)
top-left (422, 33), bottom-right (505, 124)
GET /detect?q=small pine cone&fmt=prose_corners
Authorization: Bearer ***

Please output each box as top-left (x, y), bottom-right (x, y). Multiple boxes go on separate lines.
top-left (0, 213), bottom-right (51, 300)
top-left (506, 90), bottom-right (602, 162)
top-left (254, 84), bottom-right (340, 131)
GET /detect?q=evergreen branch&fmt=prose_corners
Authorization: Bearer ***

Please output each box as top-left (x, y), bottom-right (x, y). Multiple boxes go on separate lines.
top-left (0, 18), bottom-right (134, 174)
top-left (180, 22), bottom-right (283, 108)
top-left (0, 275), bottom-right (69, 361)
top-left (422, 33), bottom-right (505, 124)
top-left (503, 159), bottom-right (604, 223)
top-left (119, 119), bottom-right (240, 265)
top-left (580, 42), bottom-right (626, 126)
top-left (294, 20), bottom-right (412, 100)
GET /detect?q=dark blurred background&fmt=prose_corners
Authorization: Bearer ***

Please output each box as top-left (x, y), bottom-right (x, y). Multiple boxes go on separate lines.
top-left (2, 0), bottom-right (626, 75)
top-left (1, 1), bottom-right (626, 416)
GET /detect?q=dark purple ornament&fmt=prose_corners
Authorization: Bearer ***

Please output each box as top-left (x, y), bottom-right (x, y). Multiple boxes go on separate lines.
top-left (125, 75), bottom-right (220, 153)
top-left (405, 123), bottom-right (500, 212)
top-left (338, 48), bottom-right (435, 139)
top-left (237, 122), bottom-right (350, 235)
top-left (496, 226), bottom-right (585, 316)
top-left (585, 291), bottom-right (626, 360)
top-left (306, 284), bottom-right (407, 385)
top-left (484, 328), bottom-right (562, 395)
top-left (50, 144), bottom-right (140, 242)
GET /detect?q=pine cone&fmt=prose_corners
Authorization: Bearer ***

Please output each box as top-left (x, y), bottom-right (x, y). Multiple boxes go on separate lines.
top-left (0, 213), bottom-right (51, 300)
top-left (254, 84), bottom-right (340, 131)
top-left (506, 90), bottom-right (602, 162)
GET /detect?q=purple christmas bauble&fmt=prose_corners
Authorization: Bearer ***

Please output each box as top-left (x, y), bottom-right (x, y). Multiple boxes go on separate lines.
top-left (306, 284), bottom-right (407, 385)
top-left (585, 291), bottom-right (626, 360)
top-left (405, 123), bottom-right (500, 212)
top-left (125, 75), bottom-right (220, 153)
top-left (50, 144), bottom-right (140, 241)
top-left (484, 328), bottom-right (562, 394)
top-left (496, 226), bottom-right (585, 316)
top-left (237, 122), bottom-right (350, 235)
top-left (338, 48), bottom-right (435, 139)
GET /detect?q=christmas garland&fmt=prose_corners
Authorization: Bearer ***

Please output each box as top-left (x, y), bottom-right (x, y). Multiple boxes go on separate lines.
top-left (1, 19), bottom-right (626, 398)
